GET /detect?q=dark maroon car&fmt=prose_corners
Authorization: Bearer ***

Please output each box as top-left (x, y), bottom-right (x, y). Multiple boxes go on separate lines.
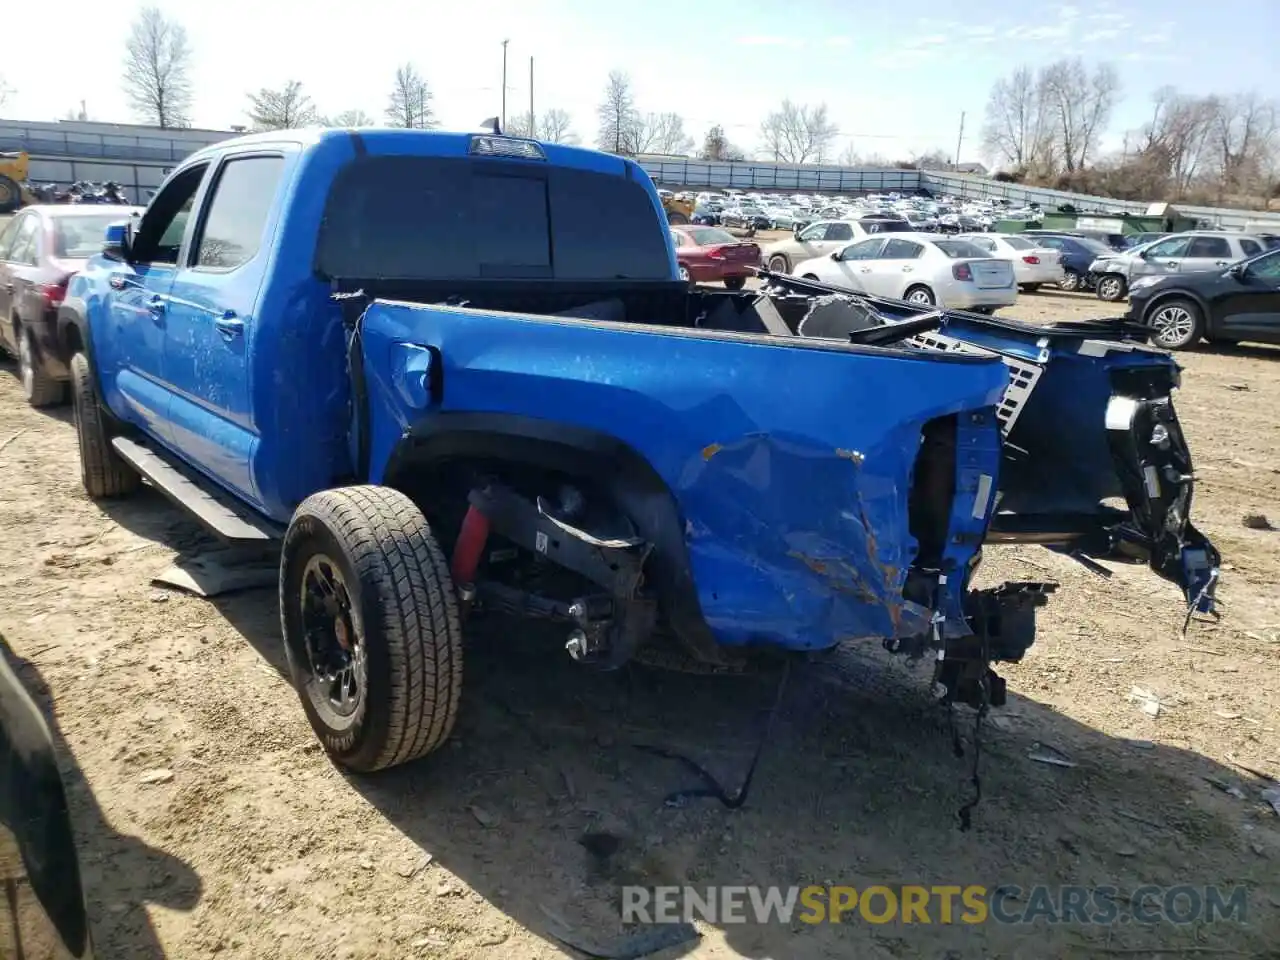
top-left (669, 225), bottom-right (761, 290)
top-left (0, 205), bottom-right (141, 406)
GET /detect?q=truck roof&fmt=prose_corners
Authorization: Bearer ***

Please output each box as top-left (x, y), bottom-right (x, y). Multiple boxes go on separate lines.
top-left (183, 127), bottom-right (638, 178)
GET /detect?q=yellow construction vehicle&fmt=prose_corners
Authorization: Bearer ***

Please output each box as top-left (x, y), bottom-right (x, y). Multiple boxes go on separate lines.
top-left (660, 193), bottom-right (695, 225)
top-left (0, 151), bottom-right (31, 213)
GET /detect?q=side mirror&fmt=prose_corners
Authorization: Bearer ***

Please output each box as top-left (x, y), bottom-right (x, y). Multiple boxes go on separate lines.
top-left (102, 221), bottom-right (131, 262)
top-left (1228, 262), bottom-right (1247, 280)
top-left (829, 250), bottom-right (841, 261)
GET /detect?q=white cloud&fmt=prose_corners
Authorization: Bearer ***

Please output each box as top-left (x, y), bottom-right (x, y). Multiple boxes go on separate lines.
top-left (902, 34), bottom-right (948, 49)
top-left (1138, 30), bottom-right (1172, 44)
top-left (1084, 28), bottom-right (1122, 41)
top-left (962, 25), bottom-right (998, 37)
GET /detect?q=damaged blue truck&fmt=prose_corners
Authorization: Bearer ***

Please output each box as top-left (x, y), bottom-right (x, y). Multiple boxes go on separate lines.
top-left (57, 128), bottom-right (1219, 779)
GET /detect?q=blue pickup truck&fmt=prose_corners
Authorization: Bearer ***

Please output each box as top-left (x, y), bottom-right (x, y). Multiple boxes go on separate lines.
top-left (57, 128), bottom-right (1219, 772)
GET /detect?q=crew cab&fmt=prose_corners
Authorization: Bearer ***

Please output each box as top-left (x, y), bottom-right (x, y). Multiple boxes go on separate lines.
top-left (58, 129), bottom-right (1220, 773)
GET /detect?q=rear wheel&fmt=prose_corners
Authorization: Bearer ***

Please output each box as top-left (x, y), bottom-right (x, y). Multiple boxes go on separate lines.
top-left (70, 352), bottom-right (139, 499)
top-left (904, 285), bottom-right (936, 307)
top-left (1019, 283), bottom-right (1041, 293)
top-left (18, 325), bottom-right (66, 407)
top-left (1146, 298), bottom-right (1203, 351)
top-left (767, 254), bottom-right (790, 273)
top-left (1096, 274), bottom-right (1127, 301)
top-left (280, 486), bottom-right (464, 772)
top-left (667, 211), bottom-right (690, 225)
top-left (1059, 269), bottom-right (1081, 292)
top-left (0, 176), bottom-right (19, 214)
top-left (723, 276), bottom-right (746, 291)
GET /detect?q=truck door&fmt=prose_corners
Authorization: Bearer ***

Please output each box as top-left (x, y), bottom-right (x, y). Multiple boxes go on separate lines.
top-left (100, 162), bottom-right (210, 440)
top-left (162, 152), bottom-right (287, 508)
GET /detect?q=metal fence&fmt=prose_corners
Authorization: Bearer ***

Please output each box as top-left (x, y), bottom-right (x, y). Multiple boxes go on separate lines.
top-left (0, 120), bottom-right (231, 165)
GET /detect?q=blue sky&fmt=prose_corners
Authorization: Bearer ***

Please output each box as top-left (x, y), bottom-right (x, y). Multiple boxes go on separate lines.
top-left (1, 0), bottom-right (1276, 164)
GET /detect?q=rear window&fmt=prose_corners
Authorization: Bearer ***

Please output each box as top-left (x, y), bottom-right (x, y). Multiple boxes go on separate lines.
top-left (859, 218), bottom-right (910, 234)
top-left (315, 155), bottom-right (672, 281)
top-left (932, 240), bottom-right (989, 259)
top-left (1001, 235), bottom-right (1036, 250)
top-left (53, 215), bottom-right (128, 259)
top-left (685, 227), bottom-right (736, 246)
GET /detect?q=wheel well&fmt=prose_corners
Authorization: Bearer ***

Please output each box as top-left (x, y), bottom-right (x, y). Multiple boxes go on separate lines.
top-left (1141, 290), bottom-right (1206, 322)
top-left (381, 415), bottom-right (722, 663)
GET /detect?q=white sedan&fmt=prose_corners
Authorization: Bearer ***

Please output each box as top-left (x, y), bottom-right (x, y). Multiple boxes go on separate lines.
top-left (792, 233), bottom-right (1018, 312)
top-left (956, 233), bottom-right (1065, 291)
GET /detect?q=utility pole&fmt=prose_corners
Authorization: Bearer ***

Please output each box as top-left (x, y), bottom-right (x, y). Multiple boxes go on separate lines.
top-left (529, 57), bottom-right (535, 139)
top-left (954, 111), bottom-right (966, 171)
top-left (501, 39), bottom-right (509, 130)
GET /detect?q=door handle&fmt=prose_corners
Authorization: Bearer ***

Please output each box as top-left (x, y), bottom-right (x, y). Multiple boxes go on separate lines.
top-left (214, 312), bottom-right (245, 341)
top-left (902, 266), bottom-right (913, 272)
top-left (147, 295), bottom-right (166, 324)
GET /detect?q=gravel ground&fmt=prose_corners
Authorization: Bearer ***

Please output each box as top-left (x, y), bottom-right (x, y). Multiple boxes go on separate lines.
top-left (0, 284), bottom-right (1278, 959)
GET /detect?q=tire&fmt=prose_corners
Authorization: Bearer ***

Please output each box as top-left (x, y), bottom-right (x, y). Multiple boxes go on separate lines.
top-left (904, 285), bottom-right (936, 307)
top-left (1059, 269), bottom-right (1081, 292)
top-left (0, 175), bottom-right (19, 214)
top-left (723, 276), bottom-right (746, 291)
top-left (1019, 283), bottom-right (1041, 293)
top-left (1145, 298), bottom-right (1204, 351)
top-left (18, 325), bottom-right (66, 407)
top-left (667, 211), bottom-right (690, 225)
top-left (678, 265), bottom-right (692, 285)
top-left (280, 486), bottom-right (464, 772)
top-left (1096, 274), bottom-right (1127, 302)
top-left (767, 254), bottom-right (790, 273)
top-left (69, 352), bottom-right (139, 499)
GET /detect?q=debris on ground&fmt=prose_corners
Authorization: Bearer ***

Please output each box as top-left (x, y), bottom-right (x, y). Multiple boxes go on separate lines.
top-left (1128, 686), bottom-right (1163, 717)
top-left (469, 804), bottom-right (500, 827)
top-left (1203, 775), bottom-right (1247, 800)
top-left (138, 768), bottom-right (174, 785)
top-left (1262, 786), bottom-right (1280, 817)
top-left (1028, 743), bottom-right (1077, 768)
top-left (1242, 513), bottom-right (1274, 531)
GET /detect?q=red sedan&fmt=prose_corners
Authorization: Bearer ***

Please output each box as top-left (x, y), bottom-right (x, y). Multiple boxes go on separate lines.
top-left (669, 225), bottom-right (761, 290)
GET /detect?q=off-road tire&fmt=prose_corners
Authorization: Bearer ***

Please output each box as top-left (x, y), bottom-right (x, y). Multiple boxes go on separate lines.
top-left (69, 352), bottom-right (139, 499)
top-left (19, 325), bottom-right (66, 407)
top-left (0, 176), bottom-right (19, 214)
top-left (280, 486), bottom-right (464, 772)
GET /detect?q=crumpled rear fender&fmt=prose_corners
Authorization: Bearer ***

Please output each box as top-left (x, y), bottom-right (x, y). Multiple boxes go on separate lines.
top-left (358, 300), bottom-right (1010, 651)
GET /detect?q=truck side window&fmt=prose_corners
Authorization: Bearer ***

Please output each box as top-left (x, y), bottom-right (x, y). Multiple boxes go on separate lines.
top-left (131, 164), bottom-right (208, 266)
top-left (192, 156), bottom-right (286, 270)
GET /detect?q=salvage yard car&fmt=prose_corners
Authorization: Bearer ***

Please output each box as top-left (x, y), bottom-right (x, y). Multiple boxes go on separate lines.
top-left (1126, 245), bottom-right (1280, 349)
top-left (791, 234), bottom-right (1018, 312)
top-left (1089, 231), bottom-right (1270, 303)
top-left (669, 225), bottom-right (760, 289)
top-left (57, 128), bottom-right (1219, 774)
top-left (956, 233), bottom-right (1064, 293)
top-left (0, 204), bottom-right (141, 407)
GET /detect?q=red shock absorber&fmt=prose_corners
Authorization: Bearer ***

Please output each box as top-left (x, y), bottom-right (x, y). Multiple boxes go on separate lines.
top-left (450, 504), bottom-right (490, 588)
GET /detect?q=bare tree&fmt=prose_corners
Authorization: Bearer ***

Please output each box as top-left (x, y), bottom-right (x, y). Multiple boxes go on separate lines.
top-left (1210, 92), bottom-right (1279, 201)
top-left (911, 149), bottom-right (953, 171)
top-left (700, 125), bottom-right (730, 160)
top-left (325, 108), bottom-right (376, 127)
top-left (837, 142), bottom-right (861, 166)
top-left (538, 108), bottom-right (576, 144)
top-left (386, 64), bottom-right (435, 129)
top-left (1038, 58), bottom-right (1119, 172)
top-left (122, 7), bottom-right (193, 128)
top-left (629, 112), bottom-right (693, 155)
top-left (597, 71), bottom-right (640, 154)
top-left (505, 108), bottom-right (578, 144)
top-left (758, 100), bottom-right (838, 164)
top-left (981, 66), bottom-right (1050, 171)
top-left (246, 81), bottom-right (318, 131)
top-left (1131, 87), bottom-right (1219, 197)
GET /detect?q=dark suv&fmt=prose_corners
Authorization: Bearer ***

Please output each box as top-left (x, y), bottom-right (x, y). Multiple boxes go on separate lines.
top-left (1126, 247), bottom-right (1280, 349)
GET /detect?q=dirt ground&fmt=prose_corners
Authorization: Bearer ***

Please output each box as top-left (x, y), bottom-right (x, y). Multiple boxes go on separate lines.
top-left (1, 286), bottom-right (1278, 960)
